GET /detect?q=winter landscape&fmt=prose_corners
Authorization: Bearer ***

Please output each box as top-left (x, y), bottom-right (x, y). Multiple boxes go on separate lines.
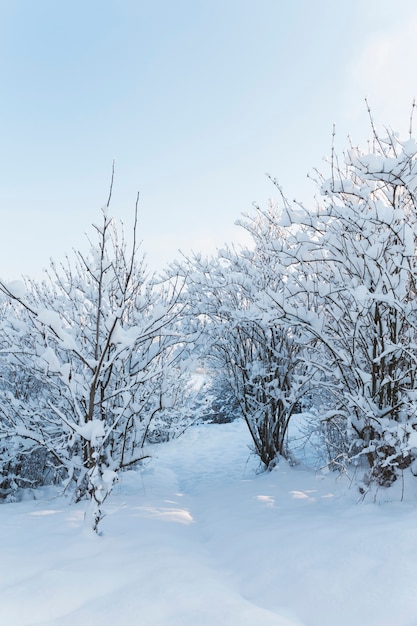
top-left (0, 118), bottom-right (417, 626)
top-left (2, 123), bottom-right (417, 625)
top-left (4, 2), bottom-right (417, 625)
top-left (2, 161), bottom-right (417, 616)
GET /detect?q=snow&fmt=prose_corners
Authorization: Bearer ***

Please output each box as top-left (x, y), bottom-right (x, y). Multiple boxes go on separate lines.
top-left (1, 420), bottom-right (417, 625)
top-left (41, 347), bottom-right (61, 373)
top-left (36, 309), bottom-right (77, 350)
top-left (402, 138), bottom-right (417, 157)
top-left (75, 420), bottom-right (105, 444)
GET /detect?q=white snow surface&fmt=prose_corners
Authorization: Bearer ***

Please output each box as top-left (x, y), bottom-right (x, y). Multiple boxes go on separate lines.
top-left (1, 420), bottom-right (417, 625)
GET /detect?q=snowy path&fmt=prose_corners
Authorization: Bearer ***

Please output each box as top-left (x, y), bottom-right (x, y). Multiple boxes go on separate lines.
top-left (1, 421), bottom-right (417, 625)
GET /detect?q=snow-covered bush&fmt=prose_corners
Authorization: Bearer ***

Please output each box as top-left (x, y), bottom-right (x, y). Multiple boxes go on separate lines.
top-left (0, 204), bottom-right (190, 530)
top-left (264, 117), bottom-right (417, 485)
top-left (170, 208), bottom-right (316, 469)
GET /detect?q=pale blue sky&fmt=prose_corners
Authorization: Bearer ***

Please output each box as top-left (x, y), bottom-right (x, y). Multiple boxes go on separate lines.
top-left (1, 0), bottom-right (417, 278)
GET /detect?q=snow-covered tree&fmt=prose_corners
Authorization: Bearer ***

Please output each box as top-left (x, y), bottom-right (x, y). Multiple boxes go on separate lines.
top-left (265, 117), bottom-right (417, 485)
top-left (0, 202), bottom-right (189, 530)
top-left (171, 207), bottom-right (316, 468)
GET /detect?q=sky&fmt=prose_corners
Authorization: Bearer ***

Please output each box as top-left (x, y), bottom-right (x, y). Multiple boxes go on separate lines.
top-left (1, 0), bottom-right (417, 279)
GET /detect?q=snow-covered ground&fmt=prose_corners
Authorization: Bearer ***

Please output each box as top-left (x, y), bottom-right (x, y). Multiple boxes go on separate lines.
top-left (1, 420), bottom-right (417, 626)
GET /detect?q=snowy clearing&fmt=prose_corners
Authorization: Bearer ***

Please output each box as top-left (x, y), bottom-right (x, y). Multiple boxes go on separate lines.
top-left (1, 420), bottom-right (417, 626)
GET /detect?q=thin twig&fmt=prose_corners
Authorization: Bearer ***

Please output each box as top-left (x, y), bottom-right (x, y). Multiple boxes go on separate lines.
top-left (106, 160), bottom-right (115, 208)
top-left (409, 98), bottom-right (416, 138)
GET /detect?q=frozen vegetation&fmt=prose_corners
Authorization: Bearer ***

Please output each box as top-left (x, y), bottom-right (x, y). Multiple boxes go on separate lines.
top-left (2, 115), bottom-right (417, 623)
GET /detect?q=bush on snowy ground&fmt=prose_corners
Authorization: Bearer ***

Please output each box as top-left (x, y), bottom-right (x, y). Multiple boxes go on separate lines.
top-left (261, 111), bottom-right (417, 485)
top-left (169, 214), bottom-right (316, 469)
top-left (0, 199), bottom-right (194, 530)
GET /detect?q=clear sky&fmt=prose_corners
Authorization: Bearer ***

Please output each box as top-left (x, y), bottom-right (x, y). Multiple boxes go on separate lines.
top-left (1, 0), bottom-right (417, 279)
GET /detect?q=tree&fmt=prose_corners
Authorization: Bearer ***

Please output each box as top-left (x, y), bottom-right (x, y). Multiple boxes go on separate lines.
top-left (0, 200), bottom-right (189, 530)
top-left (171, 206), bottom-right (316, 469)
top-left (264, 115), bottom-right (417, 485)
